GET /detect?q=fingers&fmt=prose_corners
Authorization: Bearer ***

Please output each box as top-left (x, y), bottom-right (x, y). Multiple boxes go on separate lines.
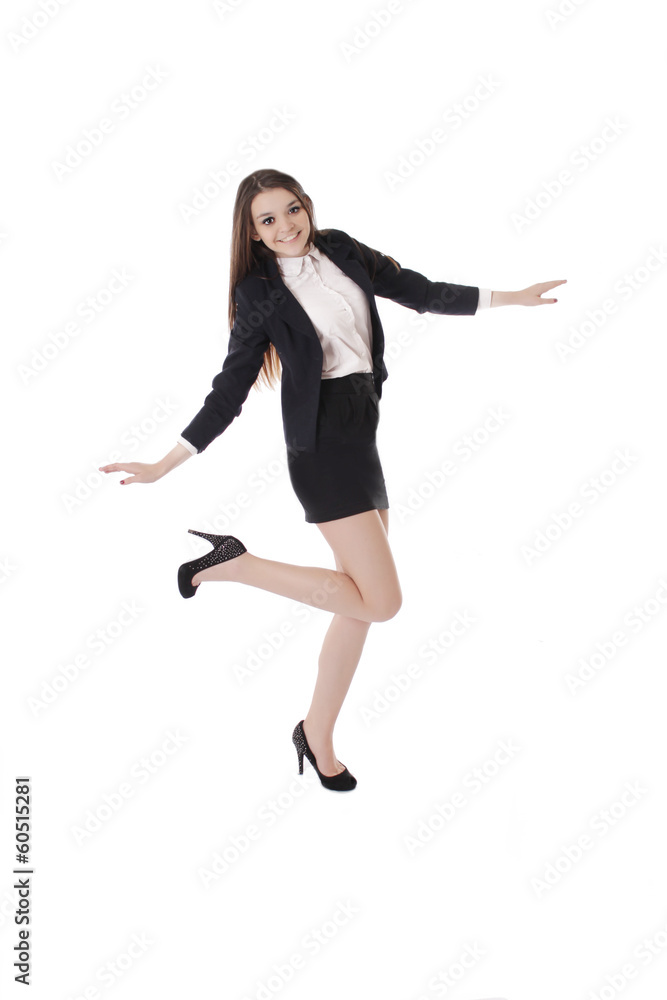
top-left (99, 462), bottom-right (141, 475)
top-left (524, 279), bottom-right (566, 305)
top-left (538, 279), bottom-right (567, 292)
top-left (98, 462), bottom-right (138, 485)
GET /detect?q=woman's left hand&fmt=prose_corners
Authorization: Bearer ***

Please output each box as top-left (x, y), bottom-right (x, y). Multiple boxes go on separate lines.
top-left (509, 279), bottom-right (567, 306)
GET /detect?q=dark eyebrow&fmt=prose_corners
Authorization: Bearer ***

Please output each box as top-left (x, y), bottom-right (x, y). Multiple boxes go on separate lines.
top-left (256, 198), bottom-right (300, 220)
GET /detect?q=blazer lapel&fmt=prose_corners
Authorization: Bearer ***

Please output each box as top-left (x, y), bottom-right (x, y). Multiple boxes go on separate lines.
top-left (315, 230), bottom-right (376, 296)
top-left (256, 230), bottom-right (376, 340)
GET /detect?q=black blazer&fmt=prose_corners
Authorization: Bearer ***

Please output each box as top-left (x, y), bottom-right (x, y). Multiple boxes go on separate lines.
top-left (180, 228), bottom-right (480, 458)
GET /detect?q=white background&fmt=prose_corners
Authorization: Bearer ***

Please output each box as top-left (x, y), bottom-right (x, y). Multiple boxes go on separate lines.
top-left (2, 0), bottom-right (666, 998)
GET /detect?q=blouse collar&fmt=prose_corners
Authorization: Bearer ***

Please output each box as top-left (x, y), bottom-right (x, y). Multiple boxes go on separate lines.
top-left (275, 242), bottom-right (323, 276)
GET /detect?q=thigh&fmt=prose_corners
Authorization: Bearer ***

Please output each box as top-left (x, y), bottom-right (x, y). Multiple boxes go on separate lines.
top-left (316, 509), bottom-right (400, 612)
top-left (331, 508), bottom-right (390, 568)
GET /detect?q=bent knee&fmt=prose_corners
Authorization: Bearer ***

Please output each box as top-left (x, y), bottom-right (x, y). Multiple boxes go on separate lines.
top-left (370, 589), bottom-right (403, 622)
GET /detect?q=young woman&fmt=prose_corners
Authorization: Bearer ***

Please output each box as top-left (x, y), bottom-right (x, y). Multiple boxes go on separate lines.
top-left (100, 168), bottom-right (565, 792)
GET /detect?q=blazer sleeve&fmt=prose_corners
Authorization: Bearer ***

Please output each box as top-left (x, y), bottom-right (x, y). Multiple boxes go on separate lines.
top-left (351, 235), bottom-right (480, 316)
top-left (179, 283), bottom-right (272, 453)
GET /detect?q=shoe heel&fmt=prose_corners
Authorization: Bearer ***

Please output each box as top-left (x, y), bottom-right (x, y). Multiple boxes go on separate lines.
top-left (178, 532), bottom-right (248, 599)
top-left (292, 722), bottom-right (306, 775)
top-left (188, 528), bottom-right (226, 545)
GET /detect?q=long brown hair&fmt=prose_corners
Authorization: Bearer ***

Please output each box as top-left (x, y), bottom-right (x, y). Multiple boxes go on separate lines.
top-left (229, 168), bottom-right (399, 392)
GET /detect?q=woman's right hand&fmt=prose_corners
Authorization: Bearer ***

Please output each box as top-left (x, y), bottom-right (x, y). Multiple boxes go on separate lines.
top-left (99, 460), bottom-right (165, 485)
top-left (99, 442), bottom-right (193, 484)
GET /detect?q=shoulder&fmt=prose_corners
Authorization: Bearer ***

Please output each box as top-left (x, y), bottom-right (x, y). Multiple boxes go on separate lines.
top-left (316, 227), bottom-right (357, 253)
top-left (317, 229), bottom-right (396, 280)
top-left (315, 228), bottom-right (374, 270)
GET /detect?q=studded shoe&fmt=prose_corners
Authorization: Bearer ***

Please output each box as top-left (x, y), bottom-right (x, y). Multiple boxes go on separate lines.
top-left (177, 529), bottom-right (247, 599)
top-left (292, 720), bottom-right (357, 792)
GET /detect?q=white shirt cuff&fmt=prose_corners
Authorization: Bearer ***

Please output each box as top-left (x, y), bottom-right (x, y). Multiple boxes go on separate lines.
top-left (177, 435), bottom-right (198, 455)
top-left (477, 287), bottom-right (492, 310)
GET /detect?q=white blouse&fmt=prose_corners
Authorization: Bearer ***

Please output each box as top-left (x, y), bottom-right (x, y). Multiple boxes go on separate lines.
top-left (177, 245), bottom-right (491, 455)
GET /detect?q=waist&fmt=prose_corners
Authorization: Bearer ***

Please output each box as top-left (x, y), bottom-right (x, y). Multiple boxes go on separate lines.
top-left (319, 372), bottom-right (376, 395)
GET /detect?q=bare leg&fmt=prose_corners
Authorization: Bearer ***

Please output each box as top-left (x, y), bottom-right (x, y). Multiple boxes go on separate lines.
top-left (303, 508), bottom-right (391, 776)
top-left (190, 509), bottom-right (401, 624)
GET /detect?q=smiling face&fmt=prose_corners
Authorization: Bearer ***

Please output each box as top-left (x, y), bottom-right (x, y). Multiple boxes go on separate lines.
top-left (249, 187), bottom-right (311, 257)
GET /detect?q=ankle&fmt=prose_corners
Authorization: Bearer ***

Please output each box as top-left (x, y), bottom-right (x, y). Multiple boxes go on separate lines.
top-left (303, 716), bottom-right (334, 746)
top-left (231, 550), bottom-right (252, 583)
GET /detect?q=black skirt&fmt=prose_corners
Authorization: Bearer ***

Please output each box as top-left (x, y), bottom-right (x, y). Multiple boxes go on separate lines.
top-left (287, 372), bottom-right (390, 523)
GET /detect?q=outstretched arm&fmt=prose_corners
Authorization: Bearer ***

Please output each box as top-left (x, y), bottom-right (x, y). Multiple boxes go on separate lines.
top-left (345, 232), bottom-right (566, 315)
top-left (347, 233), bottom-right (480, 315)
top-left (100, 283), bottom-right (271, 485)
top-left (490, 280), bottom-right (567, 306)
top-left (100, 441), bottom-right (193, 485)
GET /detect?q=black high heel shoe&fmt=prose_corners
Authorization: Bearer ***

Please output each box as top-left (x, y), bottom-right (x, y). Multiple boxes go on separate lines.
top-left (177, 529), bottom-right (247, 599)
top-left (292, 720), bottom-right (357, 792)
